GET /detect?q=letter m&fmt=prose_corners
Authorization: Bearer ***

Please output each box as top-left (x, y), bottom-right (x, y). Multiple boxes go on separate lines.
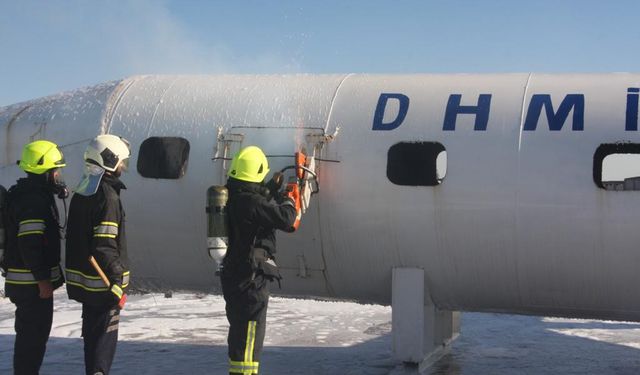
top-left (523, 94), bottom-right (584, 131)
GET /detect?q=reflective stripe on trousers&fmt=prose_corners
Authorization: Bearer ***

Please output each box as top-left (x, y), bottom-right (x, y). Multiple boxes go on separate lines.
top-left (229, 361), bottom-right (259, 374)
top-left (5, 266), bottom-right (62, 285)
top-left (229, 321), bottom-right (259, 374)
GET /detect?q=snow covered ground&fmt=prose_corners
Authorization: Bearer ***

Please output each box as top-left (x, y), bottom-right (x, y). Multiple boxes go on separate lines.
top-left (2, 282), bottom-right (640, 374)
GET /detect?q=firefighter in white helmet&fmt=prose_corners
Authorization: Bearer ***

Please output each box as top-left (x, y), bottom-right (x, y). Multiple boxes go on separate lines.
top-left (65, 134), bottom-right (131, 375)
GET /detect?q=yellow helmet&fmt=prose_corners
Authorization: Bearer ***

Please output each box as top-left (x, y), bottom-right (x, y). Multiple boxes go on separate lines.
top-left (18, 140), bottom-right (66, 175)
top-left (228, 146), bottom-right (270, 183)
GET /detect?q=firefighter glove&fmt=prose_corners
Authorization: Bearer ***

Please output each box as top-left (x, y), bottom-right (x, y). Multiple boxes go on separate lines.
top-left (271, 172), bottom-right (284, 189)
top-left (110, 283), bottom-right (124, 303)
top-left (265, 172), bottom-right (284, 196)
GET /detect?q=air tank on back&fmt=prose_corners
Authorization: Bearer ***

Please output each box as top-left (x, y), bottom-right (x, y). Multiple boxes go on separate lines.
top-left (206, 185), bottom-right (229, 274)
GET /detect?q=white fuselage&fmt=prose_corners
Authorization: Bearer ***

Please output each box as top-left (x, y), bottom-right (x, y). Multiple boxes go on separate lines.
top-left (2, 74), bottom-right (639, 321)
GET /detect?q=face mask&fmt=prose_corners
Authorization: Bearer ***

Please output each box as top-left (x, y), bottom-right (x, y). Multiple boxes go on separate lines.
top-left (49, 169), bottom-right (69, 199)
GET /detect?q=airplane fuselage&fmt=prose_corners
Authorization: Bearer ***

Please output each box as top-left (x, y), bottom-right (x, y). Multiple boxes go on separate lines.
top-left (2, 74), bottom-right (639, 321)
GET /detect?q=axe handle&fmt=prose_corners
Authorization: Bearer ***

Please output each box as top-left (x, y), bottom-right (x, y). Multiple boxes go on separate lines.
top-left (89, 256), bottom-right (127, 309)
top-left (89, 256), bottom-right (111, 287)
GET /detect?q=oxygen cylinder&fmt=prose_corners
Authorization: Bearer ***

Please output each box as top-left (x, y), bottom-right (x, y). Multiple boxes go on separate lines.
top-left (0, 185), bottom-right (6, 269)
top-left (206, 185), bottom-right (228, 272)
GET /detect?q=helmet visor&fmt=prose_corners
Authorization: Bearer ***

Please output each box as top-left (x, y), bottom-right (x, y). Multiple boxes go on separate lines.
top-left (74, 163), bottom-right (105, 196)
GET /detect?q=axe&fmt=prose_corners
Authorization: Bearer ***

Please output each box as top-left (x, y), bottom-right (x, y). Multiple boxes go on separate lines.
top-left (89, 256), bottom-right (127, 309)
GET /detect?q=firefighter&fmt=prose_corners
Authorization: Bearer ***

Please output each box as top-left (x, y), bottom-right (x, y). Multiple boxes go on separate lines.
top-left (65, 134), bottom-right (131, 375)
top-left (222, 145), bottom-right (301, 375)
top-left (2, 140), bottom-right (68, 375)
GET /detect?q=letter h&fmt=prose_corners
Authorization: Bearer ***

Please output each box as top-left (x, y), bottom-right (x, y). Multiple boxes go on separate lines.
top-left (443, 94), bottom-right (491, 131)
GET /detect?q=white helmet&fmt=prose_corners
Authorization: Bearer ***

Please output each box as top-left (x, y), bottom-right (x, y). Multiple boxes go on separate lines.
top-left (84, 134), bottom-right (131, 172)
top-left (75, 134), bottom-right (131, 196)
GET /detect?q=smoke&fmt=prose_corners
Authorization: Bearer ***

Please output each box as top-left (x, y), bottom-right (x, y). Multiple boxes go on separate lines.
top-left (0, 0), bottom-right (304, 106)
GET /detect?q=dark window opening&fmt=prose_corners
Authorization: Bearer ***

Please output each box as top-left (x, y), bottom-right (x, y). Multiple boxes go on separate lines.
top-left (594, 143), bottom-right (640, 190)
top-left (387, 142), bottom-right (447, 186)
top-left (137, 137), bottom-right (190, 179)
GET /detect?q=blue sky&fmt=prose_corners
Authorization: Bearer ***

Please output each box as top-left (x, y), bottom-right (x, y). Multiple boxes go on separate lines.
top-left (1, 0), bottom-right (640, 106)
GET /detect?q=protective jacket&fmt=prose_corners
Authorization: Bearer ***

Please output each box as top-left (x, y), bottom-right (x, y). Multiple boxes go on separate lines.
top-left (222, 177), bottom-right (296, 283)
top-left (2, 178), bottom-right (64, 299)
top-left (65, 174), bottom-right (129, 306)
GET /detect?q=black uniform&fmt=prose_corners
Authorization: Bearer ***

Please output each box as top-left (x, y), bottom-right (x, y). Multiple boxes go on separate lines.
top-left (2, 177), bottom-right (64, 375)
top-left (222, 177), bottom-right (296, 375)
top-left (65, 174), bottom-right (129, 375)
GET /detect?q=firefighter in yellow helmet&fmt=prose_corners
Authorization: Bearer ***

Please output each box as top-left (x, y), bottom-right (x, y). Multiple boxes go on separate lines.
top-left (222, 146), bottom-right (300, 375)
top-left (2, 140), bottom-right (68, 374)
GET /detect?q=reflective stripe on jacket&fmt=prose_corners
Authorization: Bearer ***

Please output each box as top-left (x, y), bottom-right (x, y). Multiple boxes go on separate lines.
top-left (66, 268), bottom-right (130, 292)
top-left (3, 178), bottom-right (64, 298)
top-left (5, 265), bottom-right (62, 285)
top-left (65, 174), bottom-right (130, 306)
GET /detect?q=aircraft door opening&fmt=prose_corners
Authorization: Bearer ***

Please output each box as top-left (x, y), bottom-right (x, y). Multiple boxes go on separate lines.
top-left (213, 126), bottom-right (332, 297)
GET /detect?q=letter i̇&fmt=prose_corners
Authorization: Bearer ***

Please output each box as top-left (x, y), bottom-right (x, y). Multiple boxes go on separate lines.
top-left (626, 88), bottom-right (639, 131)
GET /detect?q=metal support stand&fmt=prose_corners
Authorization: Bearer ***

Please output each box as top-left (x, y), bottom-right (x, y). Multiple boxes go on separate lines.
top-left (392, 267), bottom-right (460, 373)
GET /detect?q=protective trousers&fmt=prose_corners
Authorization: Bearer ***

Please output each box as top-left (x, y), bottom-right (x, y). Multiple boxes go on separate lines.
top-left (82, 304), bottom-right (120, 375)
top-left (12, 296), bottom-right (53, 375)
top-left (223, 275), bottom-right (269, 375)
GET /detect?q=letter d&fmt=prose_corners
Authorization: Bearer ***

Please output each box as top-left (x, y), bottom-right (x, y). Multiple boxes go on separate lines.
top-left (372, 93), bottom-right (410, 131)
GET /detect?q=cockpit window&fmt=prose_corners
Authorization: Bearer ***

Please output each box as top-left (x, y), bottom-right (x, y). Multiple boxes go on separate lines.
top-left (137, 137), bottom-right (190, 179)
top-left (594, 143), bottom-right (640, 190)
top-left (387, 142), bottom-right (447, 186)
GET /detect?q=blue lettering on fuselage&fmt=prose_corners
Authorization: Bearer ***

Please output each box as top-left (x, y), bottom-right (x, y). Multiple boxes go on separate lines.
top-left (372, 93), bottom-right (410, 131)
top-left (372, 91), bottom-right (636, 131)
top-left (443, 94), bottom-right (491, 131)
top-left (523, 94), bottom-right (584, 131)
top-left (626, 88), bottom-right (639, 131)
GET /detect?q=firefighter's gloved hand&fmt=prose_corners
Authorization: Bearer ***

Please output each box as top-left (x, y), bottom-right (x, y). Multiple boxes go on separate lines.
top-left (110, 283), bottom-right (124, 304)
top-left (273, 171), bottom-right (284, 187)
top-left (268, 172), bottom-right (284, 191)
top-left (263, 172), bottom-right (285, 201)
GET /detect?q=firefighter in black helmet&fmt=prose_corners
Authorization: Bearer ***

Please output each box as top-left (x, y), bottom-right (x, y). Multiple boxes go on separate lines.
top-left (65, 134), bottom-right (131, 375)
top-left (222, 145), bottom-right (300, 375)
top-left (3, 140), bottom-right (68, 375)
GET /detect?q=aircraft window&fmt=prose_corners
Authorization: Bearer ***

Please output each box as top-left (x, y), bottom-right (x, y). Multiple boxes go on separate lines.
top-left (387, 142), bottom-right (447, 186)
top-left (594, 143), bottom-right (640, 190)
top-left (137, 137), bottom-right (190, 179)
